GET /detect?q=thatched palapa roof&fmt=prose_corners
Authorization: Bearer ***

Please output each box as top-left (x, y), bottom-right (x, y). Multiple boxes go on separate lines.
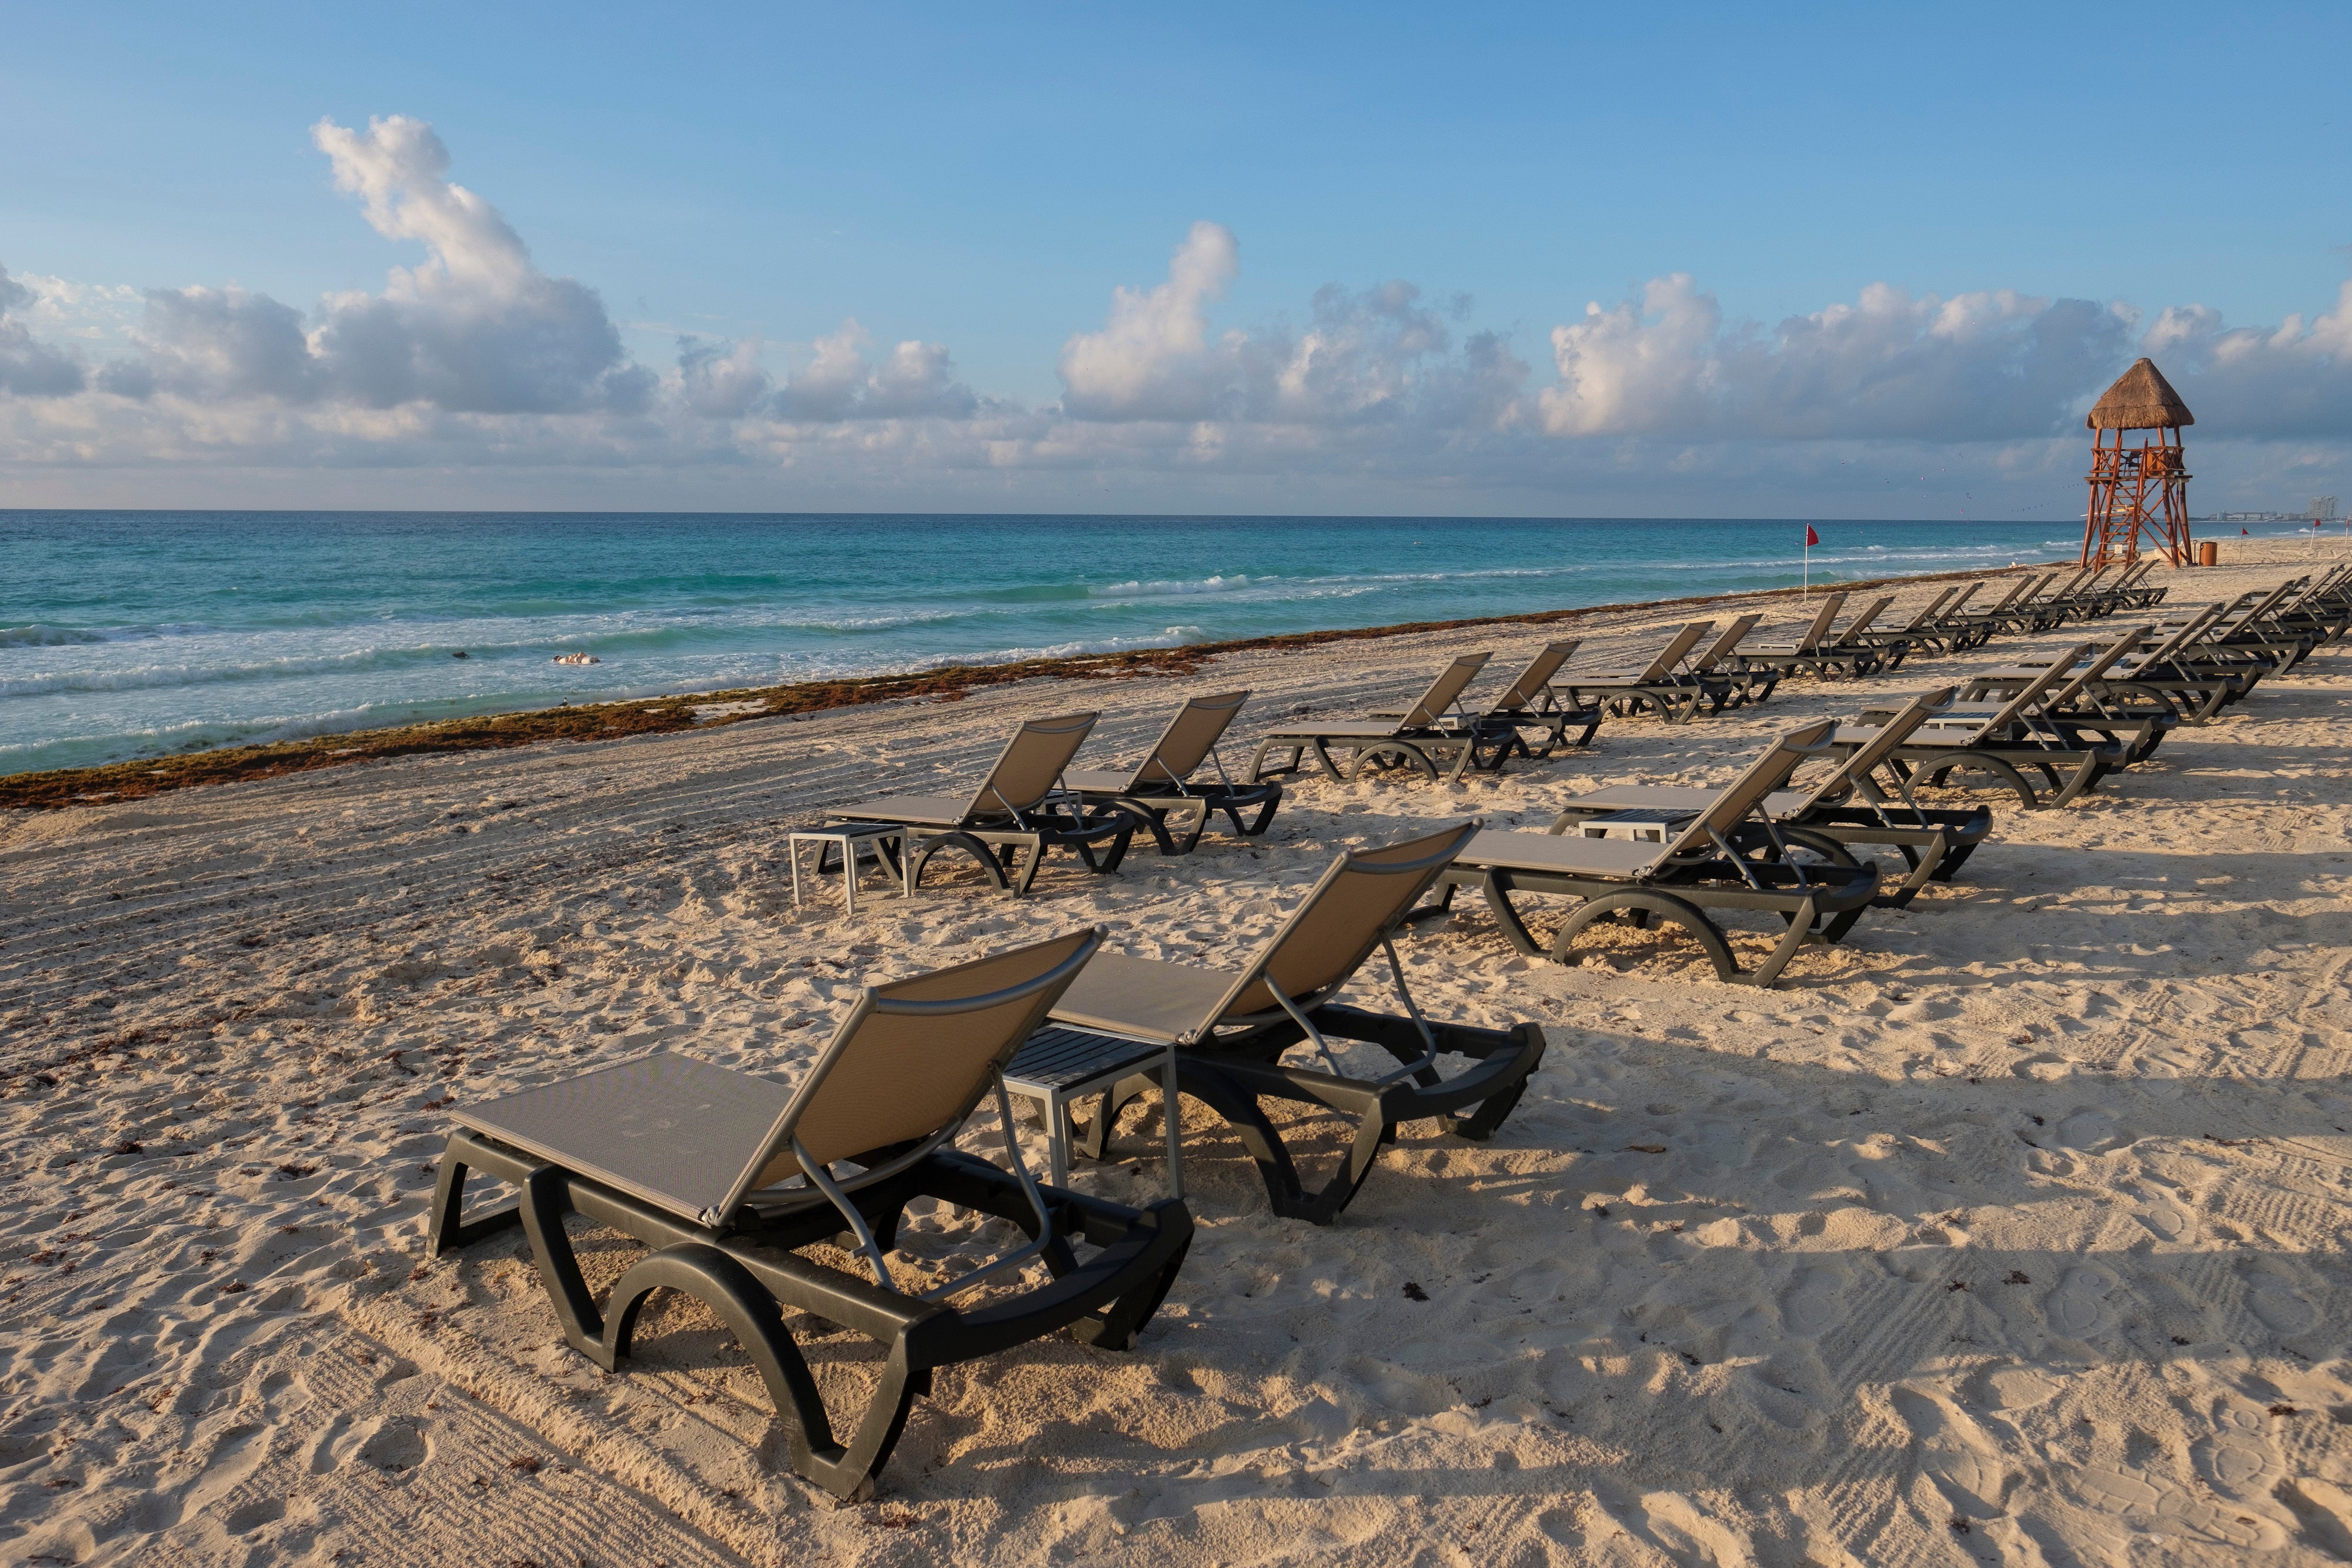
top-left (2087, 357), bottom-right (2193, 430)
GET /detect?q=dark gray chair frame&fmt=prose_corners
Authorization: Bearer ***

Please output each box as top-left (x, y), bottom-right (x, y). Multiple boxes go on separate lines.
top-left (1065, 691), bottom-right (1284, 855)
top-left (1047, 824), bottom-right (1546, 1224)
top-left (1426, 724), bottom-right (1883, 988)
top-left (427, 934), bottom-right (1193, 1501)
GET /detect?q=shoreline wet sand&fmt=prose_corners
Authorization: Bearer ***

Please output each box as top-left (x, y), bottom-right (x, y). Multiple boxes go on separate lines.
top-left (5, 536), bottom-right (2351, 1566)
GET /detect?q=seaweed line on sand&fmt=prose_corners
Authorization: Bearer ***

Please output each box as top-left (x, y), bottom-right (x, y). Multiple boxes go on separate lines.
top-left (0, 561), bottom-right (2031, 811)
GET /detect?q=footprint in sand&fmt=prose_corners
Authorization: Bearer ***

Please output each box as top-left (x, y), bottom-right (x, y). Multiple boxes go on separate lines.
top-left (1780, 1269), bottom-right (1845, 1337)
top-left (2046, 1269), bottom-right (2112, 1336)
top-left (1981, 1369), bottom-right (2060, 1410)
top-left (2059, 1109), bottom-right (2124, 1152)
top-left (1634, 1489), bottom-right (1759, 1566)
top-left (2243, 1274), bottom-right (2319, 1334)
top-left (2072, 1465), bottom-right (2277, 1548)
top-left (2135, 1201), bottom-right (2193, 1242)
top-left (2191, 1433), bottom-right (2271, 1491)
top-left (1891, 1385), bottom-right (2011, 1518)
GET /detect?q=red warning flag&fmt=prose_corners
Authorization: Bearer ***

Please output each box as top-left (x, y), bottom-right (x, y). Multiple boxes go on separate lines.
top-left (1805, 526), bottom-right (1820, 546)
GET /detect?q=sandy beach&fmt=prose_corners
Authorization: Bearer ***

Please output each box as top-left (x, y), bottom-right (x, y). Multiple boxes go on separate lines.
top-left (7, 539), bottom-right (2352, 1567)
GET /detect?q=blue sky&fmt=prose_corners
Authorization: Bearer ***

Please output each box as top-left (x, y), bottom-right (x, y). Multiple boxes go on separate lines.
top-left (1, 2), bottom-right (2347, 514)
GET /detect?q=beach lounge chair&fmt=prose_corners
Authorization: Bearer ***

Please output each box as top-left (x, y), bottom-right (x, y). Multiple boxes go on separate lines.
top-left (1247, 653), bottom-right (1508, 784)
top-left (1686, 615), bottom-right (1778, 704)
top-left (1064, 691), bottom-right (1284, 855)
top-left (1967, 607), bottom-right (2239, 724)
top-left (1372, 640), bottom-right (1605, 761)
top-left (1906, 626), bottom-right (2171, 765)
top-left (1846, 586), bottom-right (1959, 670)
top-left (1545, 689), bottom-right (1990, 908)
top-left (426, 930), bottom-right (1193, 1500)
top-left (1423, 722), bottom-right (1883, 987)
top-left (1745, 591), bottom-right (1848, 674)
top-left (825, 713), bottom-right (1140, 897)
top-left (1034, 824), bottom-right (1546, 1223)
top-left (1940, 576), bottom-right (2042, 642)
top-left (1559, 621), bottom-right (1730, 724)
top-left (1828, 645), bottom-right (2127, 809)
top-left (1808, 595), bottom-right (1897, 678)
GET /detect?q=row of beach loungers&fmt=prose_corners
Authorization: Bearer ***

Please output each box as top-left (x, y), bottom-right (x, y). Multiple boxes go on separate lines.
top-left (427, 564), bottom-right (2348, 1499)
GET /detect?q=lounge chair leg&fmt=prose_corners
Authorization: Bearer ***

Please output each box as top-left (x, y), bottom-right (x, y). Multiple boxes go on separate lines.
top-left (1551, 891), bottom-right (1743, 983)
top-left (428, 1141), bottom-right (522, 1256)
top-left (908, 832), bottom-right (1014, 892)
top-left (604, 1243), bottom-right (928, 1502)
top-left (1440, 1021), bottom-right (1546, 1141)
top-left (1169, 1059), bottom-right (1377, 1223)
top-left (1749, 897), bottom-right (1820, 987)
top-left (517, 1165), bottom-right (607, 1362)
top-left (1476, 872), bottom-right (1548, 957)
top-left (1009, 837), bottom-right (1048, 897)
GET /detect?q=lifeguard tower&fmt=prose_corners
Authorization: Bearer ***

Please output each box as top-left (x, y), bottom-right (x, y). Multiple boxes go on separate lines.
top-left (2081, 357), bottom-right (2193, 569)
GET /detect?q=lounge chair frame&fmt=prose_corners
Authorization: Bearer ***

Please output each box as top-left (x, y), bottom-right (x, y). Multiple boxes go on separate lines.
top-left (1428, 723), bottom-right (1882, 987)
top-left (1547, 691), bottom-right (1989, 910)
top-left (1065, 691), bottom-right (1284, 855)
top-left (1248, 653), bottom-right (1514, 784)
top-left (427, 933), bottom-right (1193, 1500)
top-left (828, 713), bottom-right (1141, 897)
top-left (1046, 824), bottom-right (1546, 1223)
top-left (1561, 622), bottom-right (1733, 724)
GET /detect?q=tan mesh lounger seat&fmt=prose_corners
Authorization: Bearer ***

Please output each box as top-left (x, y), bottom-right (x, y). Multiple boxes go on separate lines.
top-left (1247, 653), bottom-right (1521, 784)
top-left (1368, 640), bottom-right (1606, 758)
top-left (1825, 645), bottom-right (2126, 810)
top-left (1063, 691), bottom-right (1284, 854)
top-left (1548, 690), bottom-right (1991, 908)
top-left (1429, 721), bottom-right (1883, 988)
top-left (427, 931), bottom-right (1192, 1500)
top-left (828, 712), bottom-right (1140, 896)
top-left (1559, 621), bottom-right (1735, 724)
top-left (1030, 823), bottom-right (1547, 1223)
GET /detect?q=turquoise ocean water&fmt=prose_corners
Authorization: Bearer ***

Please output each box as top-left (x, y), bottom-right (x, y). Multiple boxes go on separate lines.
top-left (0, 511), bottom-right (2314, 778)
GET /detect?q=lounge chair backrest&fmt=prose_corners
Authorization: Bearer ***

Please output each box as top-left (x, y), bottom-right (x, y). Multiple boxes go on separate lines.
top-left (1494, 641), bottom-right (1579, 709)
top-left (730, 928), bottom-right (1100, 1211)
top-left (1833, 596), bottom-right (1894, 645)
top-left (2043, 626), bottom-right (2153, 707)
top-left (1692, 615), bottom-right (1762, 671)
top-left (1937, 583), bottom-right (1983, 620)
top-left (968, 713), bottom-right (1100, 817)
top-left (1130, 691), bottom-right (1251, 787)
top-left (1896, 586), bottom-right (1959, 631)
top-left (1625, 621), bottom-right (1714, 681)
top-left (1963, 643), bottom-right (2092, 731)
top-left (1400, 654), bottom-right (1494, 726)
top-left (1794, 690), bottom-right (1955, 811)
top-left (1662, 720), bottom-right (1838, 854)
top-left (2228, 580), bottom-right (2299, 629)
top-left (1976, 580), bottom-right (2022, 616)
top-left (1790, 593), bottom-right (1847, 651)
top-left (1211, 824), bottom-right (1476, 1025)
top-left (2034, 569), bottom-right (2085, 605)
top-left (2135, 603), bottom-right (2223, 667)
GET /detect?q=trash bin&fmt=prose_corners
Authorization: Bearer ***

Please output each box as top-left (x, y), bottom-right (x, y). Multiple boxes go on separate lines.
top-left (2198, 540), bottom-right (2219, 567)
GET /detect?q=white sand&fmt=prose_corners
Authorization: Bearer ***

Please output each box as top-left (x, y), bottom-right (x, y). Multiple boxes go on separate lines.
top-left (7, 540), bottom-right (2352, 1566)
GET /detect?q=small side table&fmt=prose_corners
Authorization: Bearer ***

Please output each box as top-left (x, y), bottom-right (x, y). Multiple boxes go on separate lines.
top-left (787, 823), bottom-right (911, 915)
top-left (1003, 1028), bottom-right (1183, 1198)
top-left (1572, 807), bottom-right (1689, 844)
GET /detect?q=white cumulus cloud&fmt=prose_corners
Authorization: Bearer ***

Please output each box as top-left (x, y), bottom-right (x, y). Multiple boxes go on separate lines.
top-left (1541, 275), bottom-right (2135, 441)
top-left (0, 263), bottom-right (87, 397)
top-left (105, 116), bottom-right (652, 413)
top-left (1057, 223), bottom-right (1526, 431)
top-left (2140, 283), bottom-right (2352, 439)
